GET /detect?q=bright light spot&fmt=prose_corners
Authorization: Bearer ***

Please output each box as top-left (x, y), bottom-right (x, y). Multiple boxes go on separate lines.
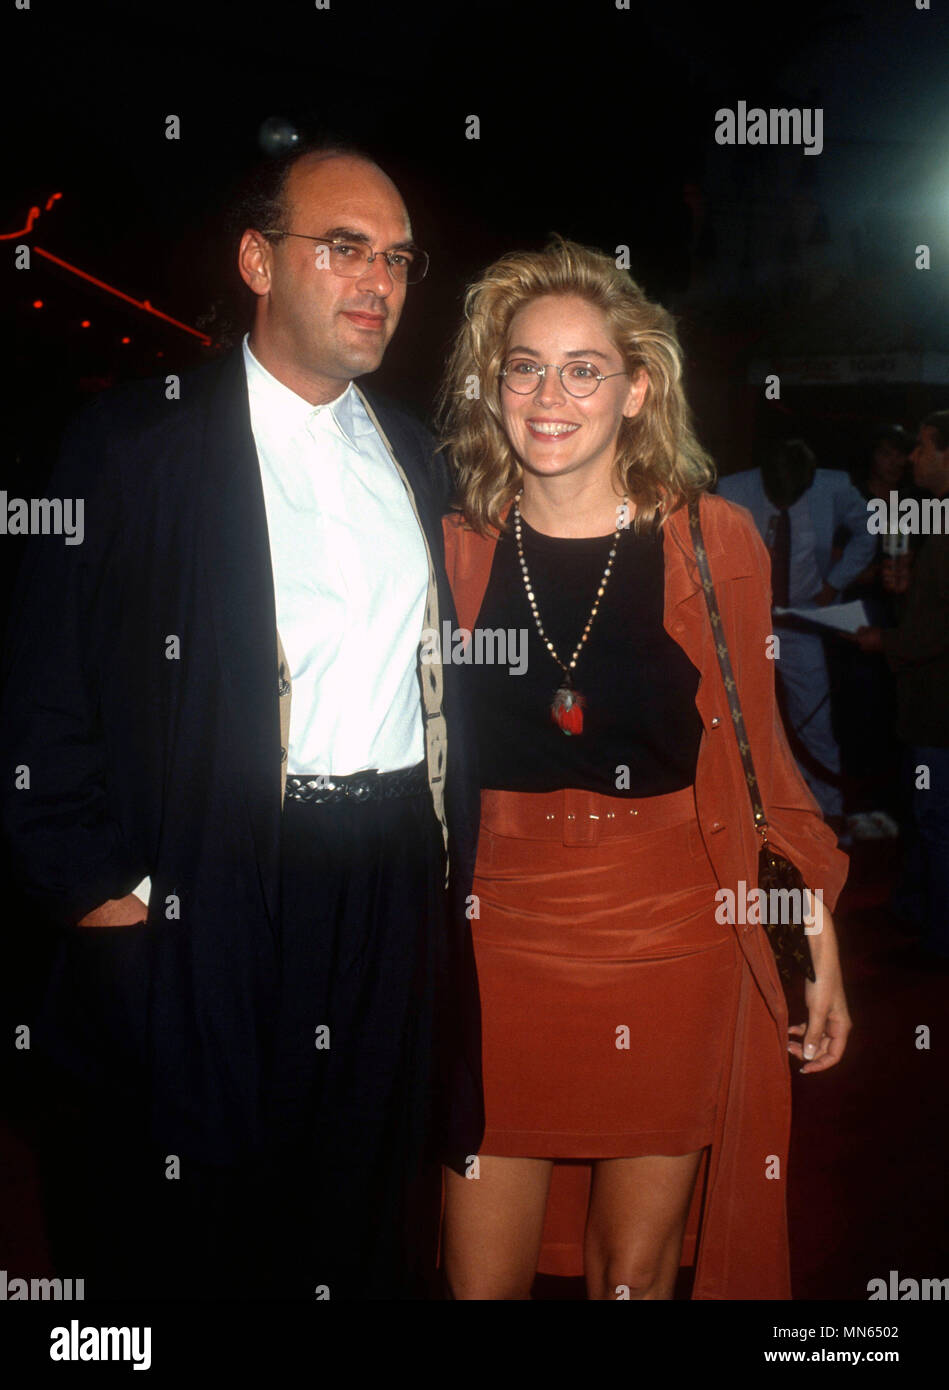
top-left (32, 299), bottom-right (43, 309)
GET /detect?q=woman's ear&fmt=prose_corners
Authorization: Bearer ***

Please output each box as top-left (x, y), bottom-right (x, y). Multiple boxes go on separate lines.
top-left (623, 369), bottom-right (649, 420)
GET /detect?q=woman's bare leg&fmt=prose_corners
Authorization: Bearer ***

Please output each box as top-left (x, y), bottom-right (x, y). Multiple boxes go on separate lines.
top-left (583, 1151), bottom-right (705, 1301)
top-left (443, 1156), bottom-right (554, 1300)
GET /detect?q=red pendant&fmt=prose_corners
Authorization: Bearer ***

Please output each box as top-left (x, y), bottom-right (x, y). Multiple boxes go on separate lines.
top-left (551, 686), bottom-right (585, 735)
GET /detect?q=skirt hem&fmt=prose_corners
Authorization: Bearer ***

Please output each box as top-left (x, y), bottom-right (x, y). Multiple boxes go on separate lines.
top-left (478, 1127), bottom-right (715, 1159)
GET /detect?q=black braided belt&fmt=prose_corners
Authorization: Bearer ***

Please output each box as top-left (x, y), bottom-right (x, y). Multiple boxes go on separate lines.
top-left (285, 762), bottom-right (427, 805)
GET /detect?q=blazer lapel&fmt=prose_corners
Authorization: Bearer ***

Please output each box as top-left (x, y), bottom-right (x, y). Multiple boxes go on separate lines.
top-left (354, 385), bottom-right (450, 867)
top-left (199, 351), bottom-right (282, 930)
top-left (356, 388), bottom-right (444, 543)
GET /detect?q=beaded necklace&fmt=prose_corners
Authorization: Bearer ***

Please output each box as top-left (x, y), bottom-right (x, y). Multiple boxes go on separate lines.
top-left (513, 490), bottom-right (629, 735)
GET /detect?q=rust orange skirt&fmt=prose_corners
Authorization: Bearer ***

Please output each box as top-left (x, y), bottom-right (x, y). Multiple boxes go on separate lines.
top-left (469, 782), bottom-right (743, 1275)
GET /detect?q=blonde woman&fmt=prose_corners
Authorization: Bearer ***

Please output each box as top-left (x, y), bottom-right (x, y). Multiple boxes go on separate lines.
top-left (437, 239), bottom-right (851, 1300)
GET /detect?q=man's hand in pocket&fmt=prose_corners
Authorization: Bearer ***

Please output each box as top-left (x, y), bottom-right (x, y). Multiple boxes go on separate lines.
top-left (77, 894), bottom-right (148, 927)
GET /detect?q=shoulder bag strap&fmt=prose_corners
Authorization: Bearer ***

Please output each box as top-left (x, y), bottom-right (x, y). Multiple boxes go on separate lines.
top-left (687, 497), bottom-right (771, 844)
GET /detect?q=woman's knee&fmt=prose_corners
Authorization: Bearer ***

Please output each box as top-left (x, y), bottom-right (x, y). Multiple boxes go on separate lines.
top-left (585, 1245), bottom-right (678, 1301)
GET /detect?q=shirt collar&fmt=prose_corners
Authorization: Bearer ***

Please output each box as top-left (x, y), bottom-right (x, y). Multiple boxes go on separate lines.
top-left (242, 335), bottom-right (359, 448)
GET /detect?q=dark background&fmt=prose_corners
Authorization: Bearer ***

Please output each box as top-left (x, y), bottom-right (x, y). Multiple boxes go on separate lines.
top-left (4, 0), bottom-right (949, 485)
top-left (1, 0), bottom-right (948, 1309)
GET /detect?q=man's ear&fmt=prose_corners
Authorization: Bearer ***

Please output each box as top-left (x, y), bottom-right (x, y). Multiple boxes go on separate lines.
top-left (238, 229), bottom-right (273, 297)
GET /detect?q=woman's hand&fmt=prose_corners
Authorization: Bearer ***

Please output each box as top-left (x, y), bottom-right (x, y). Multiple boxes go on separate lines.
top-left (787, 901), bottom-right (852, 1074)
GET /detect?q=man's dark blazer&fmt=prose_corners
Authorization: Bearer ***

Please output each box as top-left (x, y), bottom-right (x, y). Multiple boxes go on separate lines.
top-left (1, 347), bottom-right (484, 1167)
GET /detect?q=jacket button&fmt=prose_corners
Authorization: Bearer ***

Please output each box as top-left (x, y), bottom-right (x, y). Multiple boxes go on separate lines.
top-left (710, 820), bottom-right (725, 833)
top-left (710, 716), bottom-right (720, 728)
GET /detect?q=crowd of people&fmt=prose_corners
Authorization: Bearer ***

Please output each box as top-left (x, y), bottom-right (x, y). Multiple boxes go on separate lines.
top-left (718, 423), bottom-right (949, 967)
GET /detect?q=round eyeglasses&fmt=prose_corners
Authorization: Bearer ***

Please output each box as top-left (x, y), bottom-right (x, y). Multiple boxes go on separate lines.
top-left (261, 231), bottom-right (429, 284)
top-left (499, 359), bottom-right (628, 397)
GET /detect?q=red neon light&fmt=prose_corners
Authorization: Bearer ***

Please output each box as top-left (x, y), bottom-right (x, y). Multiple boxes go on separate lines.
top-left (33, 246), bottom-right (212, 346)
top-left (81, 319), bottom-right (91, 328)
top-left (33, 299), bottom-right (43, 309)
top-left (1, 206), bottom-right (42, 240)
top-left (3, 196), bottom-right (212, 346)
top-left (0, 193), bottom-right (61, 240)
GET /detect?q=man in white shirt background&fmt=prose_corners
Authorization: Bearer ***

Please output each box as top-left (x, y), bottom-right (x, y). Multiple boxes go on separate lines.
top-left (717, 439), bottom-right (877, 831)
top-left (1, 142), bottom-right (484, 1300)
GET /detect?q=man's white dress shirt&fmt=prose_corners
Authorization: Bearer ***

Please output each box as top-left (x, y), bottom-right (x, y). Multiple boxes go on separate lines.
top-left (243, 336), bottom-right (428, 775)
top-left (132, 340), bottom-right (429, 907)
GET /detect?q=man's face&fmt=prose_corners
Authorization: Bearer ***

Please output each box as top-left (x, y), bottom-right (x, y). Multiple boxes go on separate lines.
top-left (242, 154), bottom-right (412, 391)
top-left (910, 426), bottom-right (947, 492)
top-left (762, 455), bottom-right (815, 510)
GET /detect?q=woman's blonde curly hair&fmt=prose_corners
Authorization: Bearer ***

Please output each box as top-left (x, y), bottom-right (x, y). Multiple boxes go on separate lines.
top-left (436, 237), bottom-right (716, 536)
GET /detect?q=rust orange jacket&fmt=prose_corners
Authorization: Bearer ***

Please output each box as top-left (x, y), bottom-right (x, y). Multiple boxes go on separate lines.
top-left (442, 490), bottom-right (849, 1300)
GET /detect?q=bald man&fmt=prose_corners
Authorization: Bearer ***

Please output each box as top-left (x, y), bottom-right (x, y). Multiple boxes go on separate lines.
top-left (1, 143), bottom-right (483, 1300)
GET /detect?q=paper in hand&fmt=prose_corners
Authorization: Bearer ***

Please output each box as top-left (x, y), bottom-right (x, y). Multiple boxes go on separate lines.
top-left (772, 600), bottom-right (872, 634)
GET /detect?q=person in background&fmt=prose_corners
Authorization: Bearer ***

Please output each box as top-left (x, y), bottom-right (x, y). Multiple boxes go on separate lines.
top-left (850, 411), bottom-right (949, 967)
top-left (852, 424), bottom-right (916, 507)
top-left (847, 423), bottom-right (922, 610)
top-left (836, 425), bottom-right (920, 839)
top-left (717, 440), bottom-right (876, 832)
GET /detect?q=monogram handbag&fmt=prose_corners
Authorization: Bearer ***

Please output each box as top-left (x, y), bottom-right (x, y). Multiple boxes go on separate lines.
top-left (687, 500), bottom-right (816, 984)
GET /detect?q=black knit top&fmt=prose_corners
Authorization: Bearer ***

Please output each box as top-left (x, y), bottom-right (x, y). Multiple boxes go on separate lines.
top-left (467, 515), bottom-right (703, 796)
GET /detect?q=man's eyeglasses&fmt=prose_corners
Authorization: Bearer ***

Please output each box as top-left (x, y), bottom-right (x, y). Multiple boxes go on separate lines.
top-left (499, 359), bottom-right (628, 397)
top-left (261, 231), bottom-right (429, 284)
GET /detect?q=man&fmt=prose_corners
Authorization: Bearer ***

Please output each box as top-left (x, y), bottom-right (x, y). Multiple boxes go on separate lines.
top-left (852, 412), bottom-right (949, 964)
top-left (1, 143), bottom-right (483, 1299)
top-left (717, 440), bottom-right (877, 826)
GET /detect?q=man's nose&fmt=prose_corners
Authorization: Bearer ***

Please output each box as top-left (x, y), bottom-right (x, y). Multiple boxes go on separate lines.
top-left (355, 253), bottom-right (395, 297)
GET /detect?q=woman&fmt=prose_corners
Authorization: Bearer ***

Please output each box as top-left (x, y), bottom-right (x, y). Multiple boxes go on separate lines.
top-left (436, 239), bottom-right (852, 1300)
